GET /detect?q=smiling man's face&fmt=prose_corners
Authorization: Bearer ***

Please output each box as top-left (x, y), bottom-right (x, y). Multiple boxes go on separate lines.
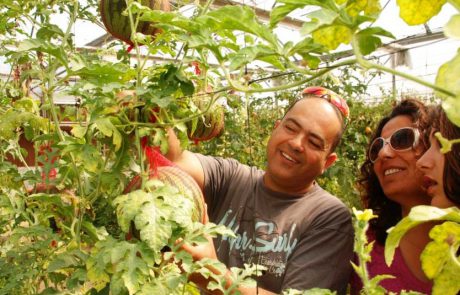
top-left (264, 98), bottom-right (341, 194)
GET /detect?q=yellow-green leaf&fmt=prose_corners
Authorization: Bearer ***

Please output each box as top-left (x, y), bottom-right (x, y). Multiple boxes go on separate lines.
top-left (312, 25), bottom-right (352, 50)
top-left (444, 14), bottom-right (460, 39)
top-left (422, 222), bottom-right (460, 295)
top-left (346, 0), bottom-right (381, 17)
top-left (71, 125), bottom-right (87, 139)
top-left (442, 97), bottom-right (460, 128)
top-left (396, 0), bottom-right (446, 25)
top-left (436, 52), bottom-right (460, 97)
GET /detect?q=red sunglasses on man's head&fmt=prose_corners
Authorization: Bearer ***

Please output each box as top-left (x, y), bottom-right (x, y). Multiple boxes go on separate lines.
top-left (302, 86), bottom-right (350, 121)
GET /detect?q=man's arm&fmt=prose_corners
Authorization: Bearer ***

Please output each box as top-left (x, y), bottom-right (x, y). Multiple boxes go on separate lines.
top-left (181, 236), bottom-right (276, 295)
top-left (165, 128), bottom-right (205, 190)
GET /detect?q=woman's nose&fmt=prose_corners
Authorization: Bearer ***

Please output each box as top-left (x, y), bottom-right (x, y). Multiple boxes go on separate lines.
top-left (416, 150), bottom-right (431, 171)
top-left (377, 142), bottom-right (395, 160)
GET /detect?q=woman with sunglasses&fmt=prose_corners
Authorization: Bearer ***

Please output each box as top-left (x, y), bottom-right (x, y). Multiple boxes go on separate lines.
top-left (416, 106), bottom-right (460, 208)
top-left (350, 99), bottom-right (433, 293)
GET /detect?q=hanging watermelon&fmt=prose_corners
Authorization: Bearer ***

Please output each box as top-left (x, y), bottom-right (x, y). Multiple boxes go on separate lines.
top-left (187, 95), bottom-right (225, 142)
top-left (100, 0), bottom-right (170, 45)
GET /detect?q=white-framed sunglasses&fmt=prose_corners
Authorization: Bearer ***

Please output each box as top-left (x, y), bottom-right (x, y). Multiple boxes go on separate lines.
top-left (369, 127), bottom-right (420, 163)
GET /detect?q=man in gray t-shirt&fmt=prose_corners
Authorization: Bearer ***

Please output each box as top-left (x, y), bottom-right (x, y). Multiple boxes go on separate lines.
top-left (167, 87), bottom-right (354, 294)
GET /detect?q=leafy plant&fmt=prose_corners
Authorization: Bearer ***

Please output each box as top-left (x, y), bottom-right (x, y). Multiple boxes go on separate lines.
top-left (385, 206), bottom-right (460, 295)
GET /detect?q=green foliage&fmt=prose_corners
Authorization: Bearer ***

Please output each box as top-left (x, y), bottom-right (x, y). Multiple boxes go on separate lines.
top-left (385, 206), bottom-right (460, 295)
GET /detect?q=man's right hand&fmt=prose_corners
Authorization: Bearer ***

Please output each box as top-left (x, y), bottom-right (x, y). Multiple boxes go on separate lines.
top-left (165, 128), bottom-right (205, 190)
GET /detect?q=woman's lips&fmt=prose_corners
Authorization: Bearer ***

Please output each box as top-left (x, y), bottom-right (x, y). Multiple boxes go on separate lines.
top-left (422, 176), bottom-right (437, 193)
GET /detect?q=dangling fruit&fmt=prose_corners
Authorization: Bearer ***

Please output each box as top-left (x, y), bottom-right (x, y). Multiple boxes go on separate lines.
top-left (124, 166), bottom-right (206, 224)
top-left (187, 96), bottom-right (225, 142)
top-left (100, 0), bottom-right (170, 45)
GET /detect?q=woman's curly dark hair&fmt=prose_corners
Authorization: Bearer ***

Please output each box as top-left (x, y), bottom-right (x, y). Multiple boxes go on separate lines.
top-left (431, 106), bottom-right (460, 206)
top-left (358, 98), bottom-right (433, 245)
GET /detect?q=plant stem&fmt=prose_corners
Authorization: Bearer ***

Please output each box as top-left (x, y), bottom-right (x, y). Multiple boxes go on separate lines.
top-left (134, 108), bottom-right (146, 189)
top-left (351, 35), bottom-right (456, 98)
top-left (221, 59), bottom-right (358, 93)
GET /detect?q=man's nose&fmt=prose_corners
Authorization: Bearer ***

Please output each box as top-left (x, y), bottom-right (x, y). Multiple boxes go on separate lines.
top-left (289, 135), bottom-right (304, 152)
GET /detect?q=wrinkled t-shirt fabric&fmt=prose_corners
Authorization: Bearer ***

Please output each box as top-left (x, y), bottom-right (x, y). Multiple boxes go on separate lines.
top-left (196, 154), bottom-right (354, 294)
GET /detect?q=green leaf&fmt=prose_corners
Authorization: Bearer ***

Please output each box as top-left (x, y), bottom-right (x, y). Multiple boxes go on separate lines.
top-left (396, 0), bottom-right (447, 25)
top-left (436, 51), bottom-right (460, 127)
top-left (270, 3), bottom-right (305, 27)
top-left (134, 199), bottom-right (173, 254)
top-left (36, 24), bottom-right (64, 41)
top-left (436, 51), bottom-right (460, 97)
top-left (355, 27), bottom-right (395, 56)
top-left (444, 14), bottom-right (460, 39)
top-left (228, 45), bottom-right (280, 71)
top-left (47, 251), bottom-right (85, 273)
top-left (72, 60), bottom-right (136, 85)
top-left (357, 35), bottom-right (381, 55)
top-left (71, 125), bottom-right (87, 138)
top-left (16, 38), bottom-right (68, 67)
top-left (385, 206), bottom-right (460, 266)
top-left (113, 243), bottom-right (150, 294)
top-left (86, 239), bottom-right (113, 291)
top-left (206, 6), bottom-right (279, 48)
top-left (270, 0), bottom-right (339, 28)
top-left (94, 118), bottom-right (122, 151)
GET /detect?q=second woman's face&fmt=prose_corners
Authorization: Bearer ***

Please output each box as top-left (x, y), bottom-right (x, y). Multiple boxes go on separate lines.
top-left (373, 115), bottom-right (430, 212)
top-left (416, 131), bottom-right (455, 208)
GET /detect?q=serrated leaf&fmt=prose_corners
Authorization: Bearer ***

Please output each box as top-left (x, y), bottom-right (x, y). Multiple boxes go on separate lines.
top-left (444, 14), bottom-right (460, 39)
top-left (114, 190), bottom-right (151, 233)
top-left (86, 239), bottom-right (113, 291)
top-left (312, 25), bottom-right (352, 50)
top-left (134, 200), bottom-right (172, 253)
top-left (396, 0), bottom-right (446, 25)
top-left (115, 243), bottom-right (149, 294)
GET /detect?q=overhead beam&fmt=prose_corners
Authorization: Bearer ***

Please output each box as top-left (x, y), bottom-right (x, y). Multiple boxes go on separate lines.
top-left (320, 28), bottom-right (446, 63)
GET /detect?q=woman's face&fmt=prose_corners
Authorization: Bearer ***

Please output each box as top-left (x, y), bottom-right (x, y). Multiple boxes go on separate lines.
top-left (416, 131), bottom-right (455, 208)
top-left (372, 115), bottom-right (430, 214)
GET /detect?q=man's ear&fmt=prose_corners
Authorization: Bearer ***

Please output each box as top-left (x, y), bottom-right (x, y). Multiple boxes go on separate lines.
top-left (274, 119), bottom-right (281, 129)
top-left (323, 153), bottom-right (338, 173)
